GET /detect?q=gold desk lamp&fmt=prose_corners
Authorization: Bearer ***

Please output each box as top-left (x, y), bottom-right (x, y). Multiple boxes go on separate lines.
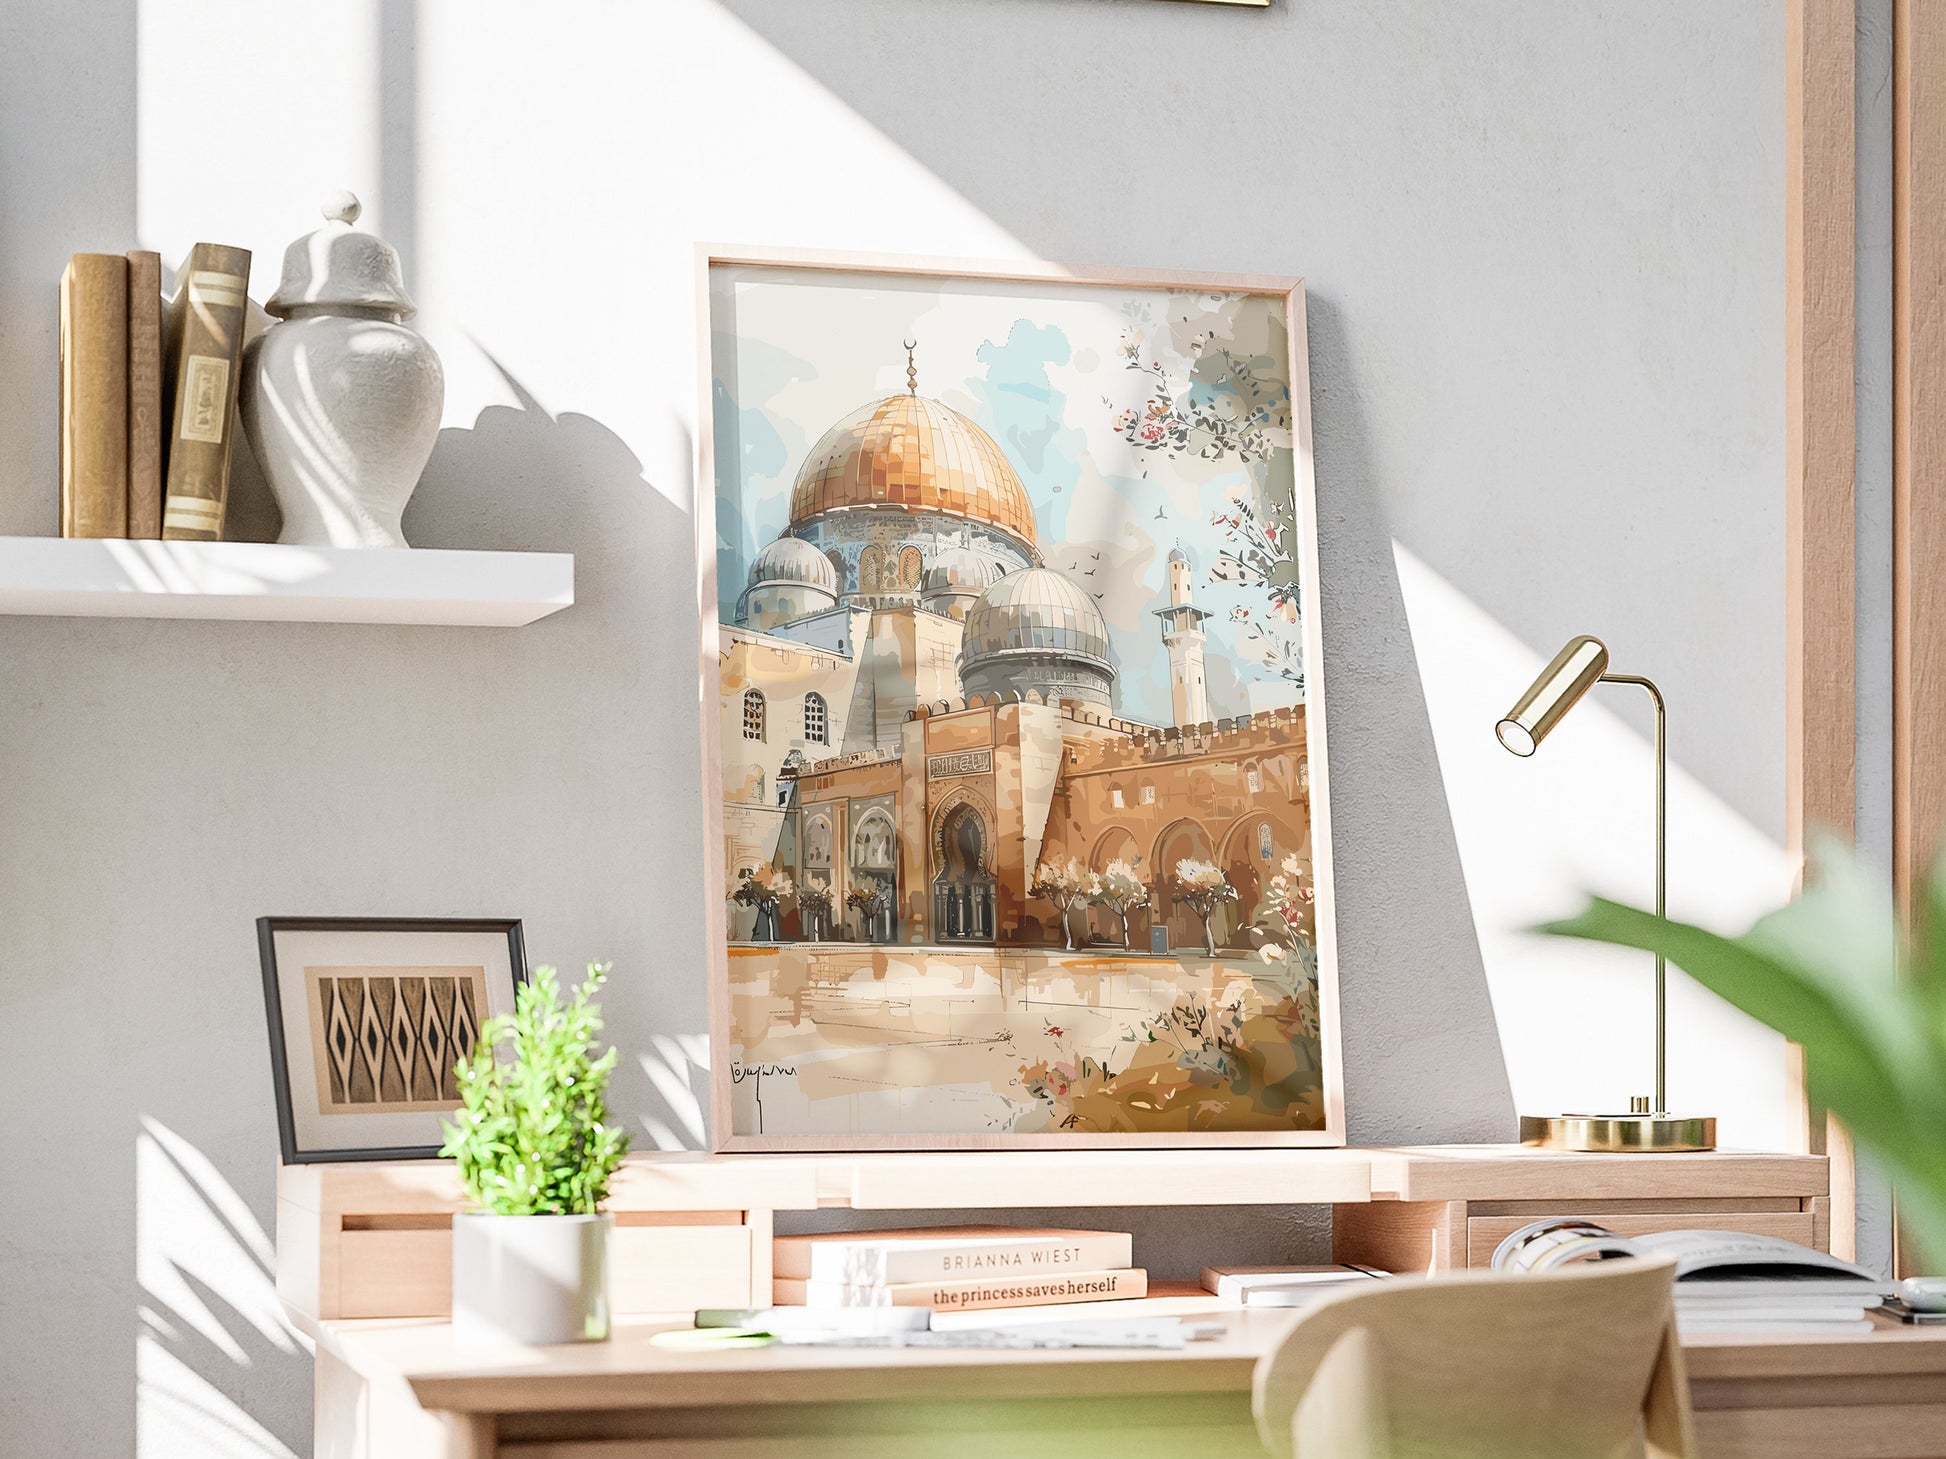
top-left (1496, 635), bottom-right (1717, 1153)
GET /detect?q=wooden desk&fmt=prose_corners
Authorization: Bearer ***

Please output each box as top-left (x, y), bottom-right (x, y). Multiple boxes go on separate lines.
top-left (307, 1294), bottom-right (1946, 1459)
top-left (279, 1146), bottom-right (1831, 1320)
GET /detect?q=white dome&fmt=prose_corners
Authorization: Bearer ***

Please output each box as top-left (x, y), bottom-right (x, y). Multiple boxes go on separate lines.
top-left (748, 536), bottom-right (836, 592)
top-left (922, 547), bottom-right (1005, 595)
top-left (962, 568), bottom-right (1112, 664)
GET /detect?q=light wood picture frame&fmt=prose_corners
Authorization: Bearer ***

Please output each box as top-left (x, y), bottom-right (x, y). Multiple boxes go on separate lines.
top-left (696, 247), bottom-right (1341, 1150)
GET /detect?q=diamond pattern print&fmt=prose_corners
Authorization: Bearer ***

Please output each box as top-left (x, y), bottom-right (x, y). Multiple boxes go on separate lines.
top-left (310, 966), bottom-right (490, 1111)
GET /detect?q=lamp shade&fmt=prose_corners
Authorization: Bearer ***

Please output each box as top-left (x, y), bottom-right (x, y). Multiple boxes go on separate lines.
top-left (1495, 635), bottom-right (1609, 756)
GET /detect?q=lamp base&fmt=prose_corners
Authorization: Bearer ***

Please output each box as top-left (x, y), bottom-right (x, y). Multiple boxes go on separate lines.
top-left (1519, 1112), bottom-right (1717, 1153)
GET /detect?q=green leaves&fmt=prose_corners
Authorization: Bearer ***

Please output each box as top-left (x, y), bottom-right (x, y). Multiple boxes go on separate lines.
top-left (1541, 838), bottom-right (1946, 1268)
top-left (439, 963), bottom-right (633, 1216)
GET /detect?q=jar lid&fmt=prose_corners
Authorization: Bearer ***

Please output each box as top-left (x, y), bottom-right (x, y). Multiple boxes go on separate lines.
top-left (264, 192), bottom-right (417, 320)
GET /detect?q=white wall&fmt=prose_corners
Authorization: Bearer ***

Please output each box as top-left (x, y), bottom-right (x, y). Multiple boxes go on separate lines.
top-left (0, 2), bottom-right (1807, 1453)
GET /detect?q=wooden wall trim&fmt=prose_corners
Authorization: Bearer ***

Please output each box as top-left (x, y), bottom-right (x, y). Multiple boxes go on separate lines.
top-left (1785, 0), bottom-right (1858, 1258)
top-left (1892, 0), bottom-right (1946, 1279)
top-left (1787, 0), bottom-right (1859, 856)
top-left (1894, 0), bottom-right (1946, 909)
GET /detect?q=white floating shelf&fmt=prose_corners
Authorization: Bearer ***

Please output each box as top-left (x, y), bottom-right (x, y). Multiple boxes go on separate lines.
top-left (0, 537), bottom-right (573, 627)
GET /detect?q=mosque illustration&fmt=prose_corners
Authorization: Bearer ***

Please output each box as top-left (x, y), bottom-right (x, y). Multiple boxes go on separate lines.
top-left (719, 353), bottom-right (1313, 956)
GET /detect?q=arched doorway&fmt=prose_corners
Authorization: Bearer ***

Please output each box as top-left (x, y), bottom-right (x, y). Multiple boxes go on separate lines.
top-left (1221, 808), bottom-right (1311, 948)
top-left (849, 808), bottom-right (898, 942)
top-left (1152, 818), bottom-right (1219, 954)
top-left (931, 803), bottom-right (996, 943)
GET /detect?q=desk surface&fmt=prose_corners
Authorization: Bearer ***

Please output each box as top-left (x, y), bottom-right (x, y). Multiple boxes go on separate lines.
top-left (315, 1289), bottom-right (1946, 1415)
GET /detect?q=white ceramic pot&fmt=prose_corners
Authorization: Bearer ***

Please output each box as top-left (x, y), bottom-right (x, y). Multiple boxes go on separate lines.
top-left (451, 1212), bottom-right (612, 1347)
top-left (240, 192), bottom-right (444, 549)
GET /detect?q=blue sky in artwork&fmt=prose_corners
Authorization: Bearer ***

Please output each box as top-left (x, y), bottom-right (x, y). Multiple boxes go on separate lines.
top-left (713, 276), bottom-right (1302, 728)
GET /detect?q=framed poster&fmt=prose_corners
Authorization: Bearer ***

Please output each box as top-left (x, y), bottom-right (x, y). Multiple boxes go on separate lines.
top-left (257, 916), bottom-right (527, 1162)
top-left (698, 248), bottom-right (1339, 1149)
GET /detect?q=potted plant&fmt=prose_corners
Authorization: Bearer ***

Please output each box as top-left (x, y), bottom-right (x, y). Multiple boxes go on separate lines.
top-left (731, 865), bottom-right (794, 941)
top-left (440, 962), bottom-right (631, 1345)
top-left (845, 876), bottom-right (892, 943)
top-left (798, 875), bottom-right (834, 942)
top-left (1173, 858), bottom-right (1237, 956)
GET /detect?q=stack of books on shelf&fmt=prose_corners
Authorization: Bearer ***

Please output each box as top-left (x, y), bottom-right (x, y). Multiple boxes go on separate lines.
top-left (1493, 1217), bottom-right (1896, 1335)
top-left (773, 1225), bottom-right (1143, 1313)
top-left (1673, 1277), bottom-right (1887, 1335)
top-left (58, 243), bottom-right (251, 544)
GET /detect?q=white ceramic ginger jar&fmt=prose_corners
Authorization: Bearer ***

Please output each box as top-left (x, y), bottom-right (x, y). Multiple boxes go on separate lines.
top-left (240, 191), bottom-right (444, 548)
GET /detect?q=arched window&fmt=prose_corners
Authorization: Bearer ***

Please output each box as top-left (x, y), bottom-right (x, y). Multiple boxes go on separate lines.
top-left (804, 815), bottom-right (833, 867)
top-left (851, 809), bottom-right (896, 870)
top-left (1258, 822), bottom-right (1274, 860)
top-left (859, 545), bottom-right (883, 593)
top-left (1246, 764), bottom-right (1263, 794)
top-left (898, 545), bottom-right (923, 589)
top-left (742, 688), bottom-right (765, 741)
top-left (803, 692), bottom-right (828, 744)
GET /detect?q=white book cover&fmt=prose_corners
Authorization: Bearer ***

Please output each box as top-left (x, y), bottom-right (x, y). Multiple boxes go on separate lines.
top-left (1677, 1315), bottom-right (1876, 1335)
top-left (773, 1226), bottom-right (1134, 1286)
top-left (1674, 1300), bottom-right (1879, 1322)
top-left (1200, 1265), bottom-right (1384, 1303)
top-left (1673, 1299), bottom-right (1883, 1322)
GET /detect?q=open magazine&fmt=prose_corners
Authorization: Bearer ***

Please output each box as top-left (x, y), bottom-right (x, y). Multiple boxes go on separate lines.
top-left (1490, 1218), bottom-right (1895, 1299)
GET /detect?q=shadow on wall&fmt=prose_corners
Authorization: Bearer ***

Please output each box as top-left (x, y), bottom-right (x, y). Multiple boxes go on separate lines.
top-left (137, 1119), bottom-right (309, 1458)
top-left (404, 357), bottom-right (714, 1155)
top-left (1303, 295), bottom-right (1513, 1142)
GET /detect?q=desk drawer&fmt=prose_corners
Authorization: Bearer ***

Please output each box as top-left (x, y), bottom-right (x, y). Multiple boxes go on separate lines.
top-left (336, 1219), bottom-right (755, 1318)
top-left (1466, 1212), bottom-right (1817, 1269)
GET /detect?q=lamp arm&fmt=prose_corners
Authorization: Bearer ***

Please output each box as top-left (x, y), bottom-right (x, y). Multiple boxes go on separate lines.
top-left (1598, 672), bottom-right (1668, 1115)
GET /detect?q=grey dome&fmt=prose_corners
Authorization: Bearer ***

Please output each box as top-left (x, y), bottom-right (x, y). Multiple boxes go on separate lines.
top-left (922, 547), bottom-right (1005, 595)
top-left (962, 567), bottom-right (1111, 663)
top-left (1167, 544), bottom-right (1189, 565)
top-left (749, 535), bottom-right (837, 592)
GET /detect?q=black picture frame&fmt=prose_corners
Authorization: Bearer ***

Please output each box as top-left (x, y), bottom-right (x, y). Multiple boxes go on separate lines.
top-left (257, 916), bottom-right (528, 1164)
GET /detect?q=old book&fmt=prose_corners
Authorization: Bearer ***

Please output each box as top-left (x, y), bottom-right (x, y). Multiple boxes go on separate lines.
top-left (773, 1226), bottom-right (1133, 1286)
top-left (59, 253), bottom-right (129, 537)
top-left (125, 250), bottom-right (164, 538)
top-left (161, 243), bottom-right (251, 541)
top-left (774, 1267), bottom-right (1148, 1312)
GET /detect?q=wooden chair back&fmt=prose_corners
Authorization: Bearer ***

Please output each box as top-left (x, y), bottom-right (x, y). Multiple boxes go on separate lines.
top-left (1252, 1256), bottom-right (1697, 1459)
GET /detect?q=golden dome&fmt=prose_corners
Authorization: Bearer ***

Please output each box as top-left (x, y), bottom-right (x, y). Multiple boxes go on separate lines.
top-left (788, 394), bottom-right (1038, 546)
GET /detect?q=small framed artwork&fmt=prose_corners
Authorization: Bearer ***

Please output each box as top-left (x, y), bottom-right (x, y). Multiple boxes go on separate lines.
top-left (697, 247), bottom-right (1339, 1150)
top-left (257, 917), bottom-right (527, 1163)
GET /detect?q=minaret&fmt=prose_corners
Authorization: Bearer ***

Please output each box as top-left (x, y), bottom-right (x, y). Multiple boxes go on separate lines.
top-left (1153, 545), bottom-right (1212, 727)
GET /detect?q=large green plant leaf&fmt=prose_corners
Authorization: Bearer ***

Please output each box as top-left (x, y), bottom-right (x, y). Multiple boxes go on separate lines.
top-left (1541, 840), bottom-right (1946, 1270)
